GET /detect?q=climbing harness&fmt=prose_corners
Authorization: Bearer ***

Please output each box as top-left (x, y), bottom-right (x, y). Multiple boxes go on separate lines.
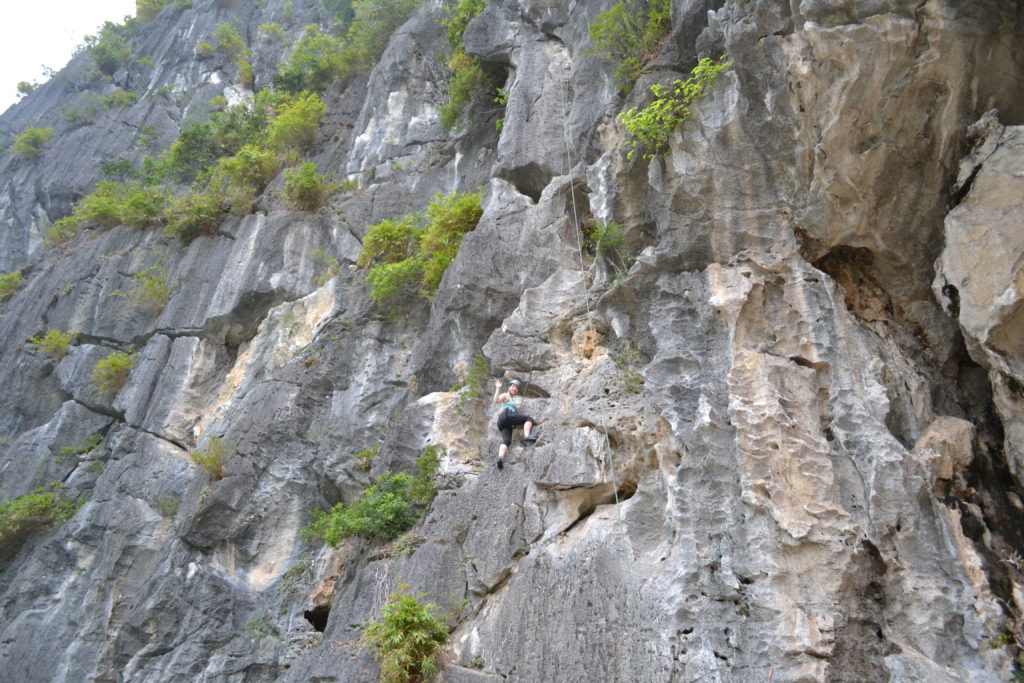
top-left (557, 63), bottom-right (653, 683)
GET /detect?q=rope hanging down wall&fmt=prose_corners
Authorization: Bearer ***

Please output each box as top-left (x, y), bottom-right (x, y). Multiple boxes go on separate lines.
top-left (556, 60), bottom-right (654, 683)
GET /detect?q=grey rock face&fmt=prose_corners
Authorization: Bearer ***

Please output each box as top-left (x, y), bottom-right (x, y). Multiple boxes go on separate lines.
top-left (0, 0), bottom-right (1022, 682)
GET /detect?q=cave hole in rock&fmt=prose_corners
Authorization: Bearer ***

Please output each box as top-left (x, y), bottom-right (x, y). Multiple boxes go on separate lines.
top-left (498, 162), bottom-right (553, 203)
top-left (304, 605), bottom-right (330, 632)
top-left (562, 181), bottom-right (593, 242)
top-left (615, 479), bottom-right (637, 501)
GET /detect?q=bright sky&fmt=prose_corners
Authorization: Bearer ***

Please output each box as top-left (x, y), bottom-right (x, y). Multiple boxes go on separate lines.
top-left (0, 0), bottom-right (137, 115)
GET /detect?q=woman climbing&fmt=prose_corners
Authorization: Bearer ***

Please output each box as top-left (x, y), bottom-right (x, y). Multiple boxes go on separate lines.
top-left (492, 378), bottom-right (537, 469)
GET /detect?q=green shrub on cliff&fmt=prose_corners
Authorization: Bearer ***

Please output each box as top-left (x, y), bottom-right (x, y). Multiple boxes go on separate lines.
top-left (419, 190), bottom-right (483, 293)
top-left (265, 92), bottom-right (325, 152)
top-left (91, 350), bottom-right (137, 396)
top-left (0, 271), bottom-right (26, 303)
top-left (12, 126), bottom-right (54, 158)
top-left (273, 25), bottom-right (346, 93)
top-left (83, 22), bottom-right (134, 76)
top-left (358, 191), bottom-right (482, 305)
top-left (282, 163), bottom-right (337, 210)
top-left (588, 0), bottom-right (671, 92)
top-left (304, 452), bottom-right (438, 546)
top-left (620, 56), bottom-right (731, 159)
top-left (361, 585), bottom-right (448, 683)
top-left (190, 436), bottom-right (234, 479)
top-left (136, 0), bottom-right (176, 22)
top-left (438, 0), bottom-right (490, 131)
top-left (27, 329), bottom-right (75, 359)
top-left (0, 487), bottom-right (78, 553)
top-left (274, 0), bottom-right (419, 93)
top-left (303, 472), bottom-right (421, 546)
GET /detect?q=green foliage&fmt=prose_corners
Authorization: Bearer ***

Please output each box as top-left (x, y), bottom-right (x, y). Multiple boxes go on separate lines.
top-left (302, 472), bottom-right (425, 546)
top-left (589, 0), bottom-right (671, 92)
top-left (61, 95), bottom-right (104, 127)
top-left (341, 0), bottom-right (420, 74)
top-left (101, 88), bottom-right (139, 109)
top-left (438, 0), bottom-right (491, 132)
top-left (265, 92), bottom-right (325, 152)
top-left (359, 190), bottom-right (482, 305)
top-left (390, 530), bottom-right (422, 557)
top-left (418, 190), bottom-right (482, 294)
top-left (280, 2), bottom-right (295, 21)
top-left (74, 181), bottom-right (169, 229)
top-left (620, 56), bottom-right (731, 159)
top-left (84, 22), bottom-right (134, 76)
top-left (191, 435), bottom-right (235, 479)
top-left (259, 22), bottom-right (286, 41)
top-left (208, 95), bottom-right (228, 111)
top-left (136, 124), bottom-right (159, 147)
top-left (102, 159), bottom-right (138, 181)
top-left (313, 248), bottom-right (342, 286)
top-left (583, 220), bottom-right (626, 255)
top-left (274, 25), bottom-right (346, 93)
top-left (59, 434), bottom-right (103, 460)
top-left (196, 41), bottom-right (215, 58)
top-left (155, 494), bottom-right (181, 517)
top-left (44, 217), bottom-right (82, 249)
top-left (244, 617), bottom-right (280, 641)
top-left (238, 60), bottom-right (255, 88)
top-left (439, 50), bottom-right (487, 132)
top-left (164, 190), bottom-right (226, 241)
top-left (27, 329), bottom-right (75, 359)
top-left (494, 87), bottom-right (508, 130)
top-left (16, 81), bottom-right (37, 97)
top-left (283, 162), bottom-right (336, 210)
top-left (353, 444), bottom-right (379, 472)
top-left (12, 126), bottom-right (54, 158)
top-left (615, 345), bottom-right (645, 393)
top-left (91, 350), bottom-right (137, 396)
top-left (451, 352), bottom-right (488, 415)
top-left (0, 487), bottom-right (78, 553)
top-left (361, 585), bottom-right (448, 683)
top-left (212, 144), bottom-right (282, 195)
top-left (0, 271), bottom-right (26, 302)
top-left (120, 262), bottom-right (171, 312)
top-left (442, 0), bottom-right (485, 50)
top-left (276, 0), bottom-right (418, 91)
top-left (137, 55), bottom-right (155, 69)
top-left (136, 0), bottom-right (175, 22)
top-left (365, 258), bottom-right (422, 307)
top-left (410, 446), bottom-right (441, 505)
top-left (323, 0), bottom-right (355, 23)
top-left (212, 23), bottom-right (249, 62)
top-left (358, 214), bottom-right (422, 268)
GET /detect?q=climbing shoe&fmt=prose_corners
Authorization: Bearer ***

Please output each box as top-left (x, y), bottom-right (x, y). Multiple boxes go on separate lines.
top-left (522, 435), bottom-right (538, 444)
top-left (497, 457), bottom-right (504, 470)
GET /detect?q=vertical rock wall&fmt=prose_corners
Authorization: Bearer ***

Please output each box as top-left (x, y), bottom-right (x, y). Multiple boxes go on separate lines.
top-left (0, 0), bottom-right (1022, 681)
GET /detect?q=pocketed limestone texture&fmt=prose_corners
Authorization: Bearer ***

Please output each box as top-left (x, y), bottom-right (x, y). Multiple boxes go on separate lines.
top-left (0, 0), bottom-right (1022, 681)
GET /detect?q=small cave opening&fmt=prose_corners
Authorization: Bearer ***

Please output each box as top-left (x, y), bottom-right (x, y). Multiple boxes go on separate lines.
top-left (497, 162), bottom-right (553, 203)
top-left (615, 479), bottom-right (637, 502)
top-left (304, 605), bottom-right (331, 633)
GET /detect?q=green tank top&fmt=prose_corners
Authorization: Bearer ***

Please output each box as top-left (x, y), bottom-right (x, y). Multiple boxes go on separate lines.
top-left (501, 395), bottom-right (518, 412)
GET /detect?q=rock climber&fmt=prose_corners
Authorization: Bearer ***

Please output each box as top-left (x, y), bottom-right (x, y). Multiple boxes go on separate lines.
top-left (492, 378), bottom-right (537, 469)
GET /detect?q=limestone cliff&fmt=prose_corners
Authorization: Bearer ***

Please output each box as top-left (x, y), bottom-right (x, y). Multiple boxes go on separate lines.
top-left (0, 0), bottom-right (1022, 681)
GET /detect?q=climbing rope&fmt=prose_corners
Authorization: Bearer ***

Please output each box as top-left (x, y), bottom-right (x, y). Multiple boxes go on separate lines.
top-left (556, 64), bottom-right (653, 683)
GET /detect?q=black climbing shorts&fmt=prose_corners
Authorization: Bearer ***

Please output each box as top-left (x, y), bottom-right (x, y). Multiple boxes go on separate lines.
top-left (497, 409), bottom-right (533, 447)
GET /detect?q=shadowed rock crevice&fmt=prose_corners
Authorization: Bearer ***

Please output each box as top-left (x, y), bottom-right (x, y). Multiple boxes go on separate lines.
top-left (497, 162), bottom-right (553, 203)
top-left (827, 540), bottom-right (899, 682)
top-left (304, 605), bottom-right (330, 633)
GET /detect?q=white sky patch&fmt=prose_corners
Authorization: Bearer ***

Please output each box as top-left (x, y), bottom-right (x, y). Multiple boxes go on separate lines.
top-left (0, 0), bottom-right (137, 116)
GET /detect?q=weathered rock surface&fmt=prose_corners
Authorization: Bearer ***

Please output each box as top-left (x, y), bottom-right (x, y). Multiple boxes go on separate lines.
top-left (0, 0), bottom-right (1022, 681)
